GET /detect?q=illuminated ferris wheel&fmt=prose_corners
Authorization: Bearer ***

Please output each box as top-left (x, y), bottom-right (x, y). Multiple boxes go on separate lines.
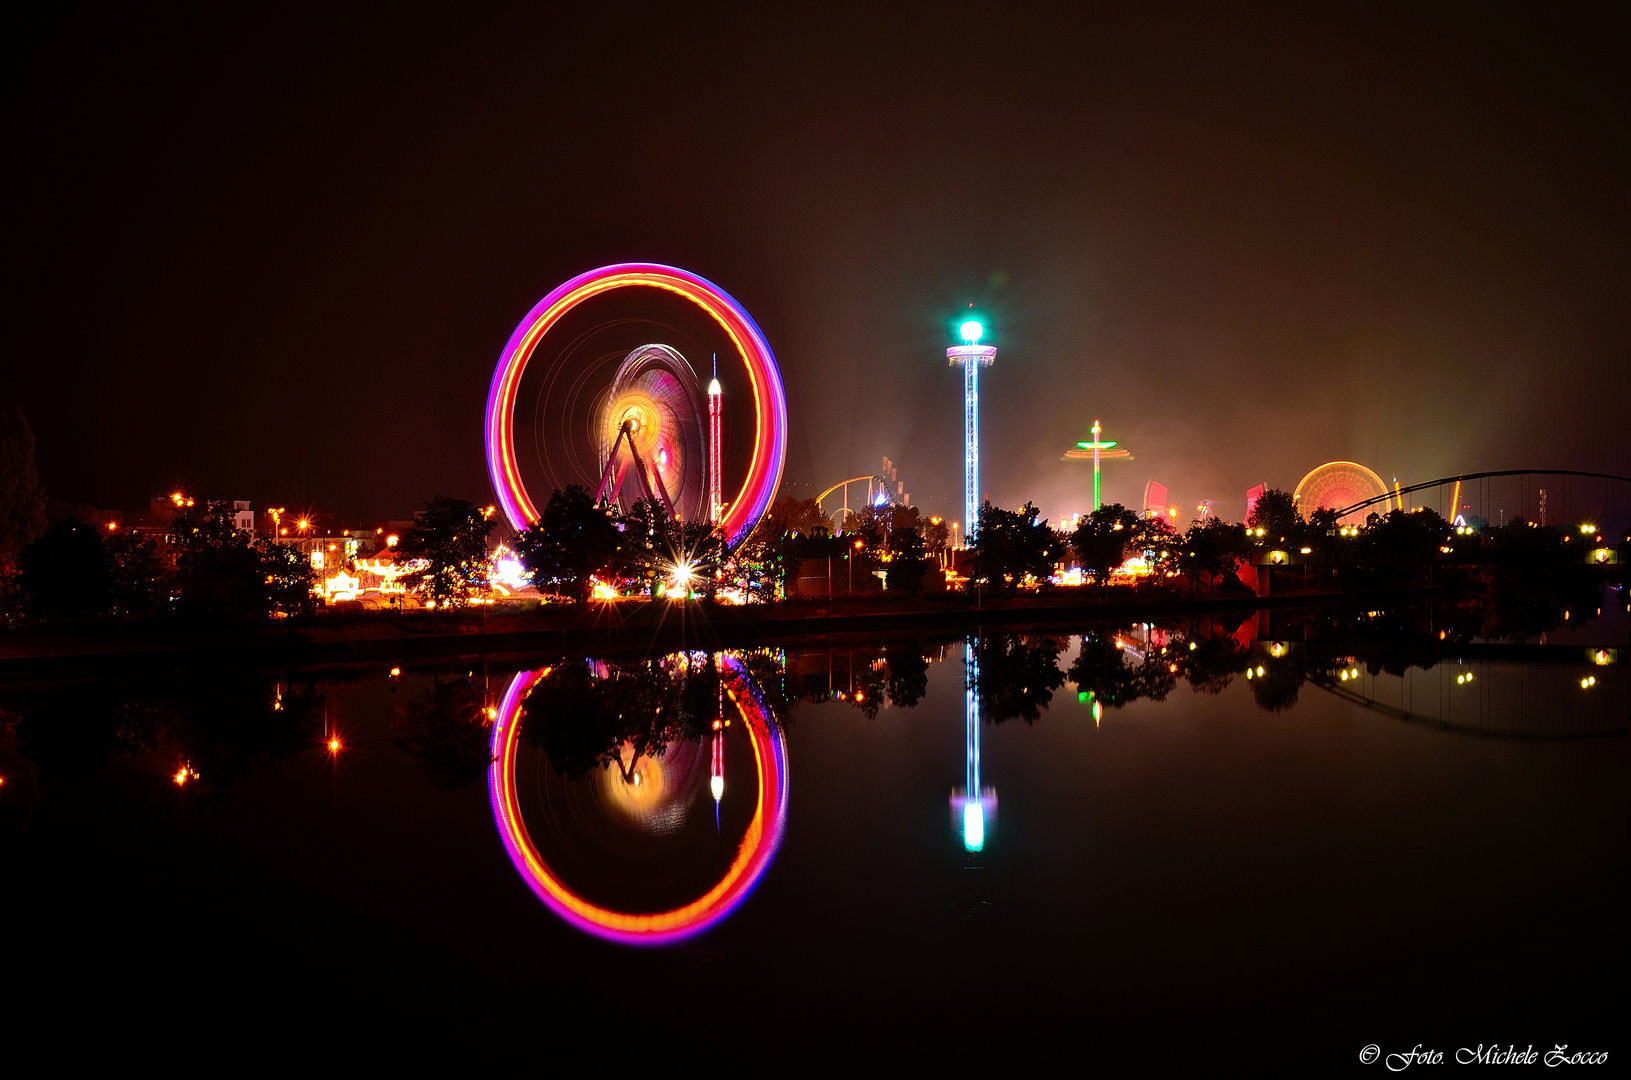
top-left (1294, 461), bottom-right (1390, 524)
top-left (485, 264), bottom-right (788, 547)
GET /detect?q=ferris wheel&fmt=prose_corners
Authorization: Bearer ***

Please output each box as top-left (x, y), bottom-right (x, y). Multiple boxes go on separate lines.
top-left (485, 264), bottom-right (788, 547)
top-left (1294, 461), bottom-right (1390, 524)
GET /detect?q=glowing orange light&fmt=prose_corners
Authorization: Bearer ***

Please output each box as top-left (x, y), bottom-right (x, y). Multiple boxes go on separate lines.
top-left (390, 667), bottom-right (401, 677)
top-left (386, 535), bottom-right (399, 548)
top-left (297, 518), bottom-right (310, 531)
top-left (327, 736), bottom-right (342, 755)
top-left (107, 521), bottom-right (118, 530)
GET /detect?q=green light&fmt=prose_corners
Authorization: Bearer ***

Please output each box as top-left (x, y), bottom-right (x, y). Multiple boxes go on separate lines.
top-left (1078, 691), bottom-right (1088, 702)
top-left (1076, 440), bottom-right (1117, 449)
top-left (959, 319), bottom-right (983, 344)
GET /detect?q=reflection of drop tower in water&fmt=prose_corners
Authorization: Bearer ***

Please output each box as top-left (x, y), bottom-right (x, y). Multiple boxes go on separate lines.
top-left (951, 636), bottom-right (997, 852)
top-left (710, 665), bottom-right (725, 826)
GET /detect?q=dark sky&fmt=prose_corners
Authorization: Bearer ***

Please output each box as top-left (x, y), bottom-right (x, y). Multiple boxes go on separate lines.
top-left (9, 3), bottom-right (1628, 525)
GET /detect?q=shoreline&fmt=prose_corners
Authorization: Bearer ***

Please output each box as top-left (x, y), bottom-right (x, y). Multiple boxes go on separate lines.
top-left (0, 586), bottom-right (1446, 678)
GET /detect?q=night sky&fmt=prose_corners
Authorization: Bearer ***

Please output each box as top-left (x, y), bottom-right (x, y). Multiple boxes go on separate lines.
top-left (10, 4), bottom-right (1628, 526)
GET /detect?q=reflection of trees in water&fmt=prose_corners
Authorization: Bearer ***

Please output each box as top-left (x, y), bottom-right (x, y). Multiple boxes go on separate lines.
top-left (1067, 632), bottom-right (1174, 710)
top-left (882, 645), bottom-right (929, 709)
top-left (1183, 633), bottom-right (1251, 694)
top-left (522, 656), bottom-right (717, 782)
top-left (1248, 662), bottom-right (1304, 712)
top-left (973, 634), bottom-right (1068, 724)
top-left (4, 675), bottom-right (323, 788)
top-left (393, 678), bottom-right (493, 788)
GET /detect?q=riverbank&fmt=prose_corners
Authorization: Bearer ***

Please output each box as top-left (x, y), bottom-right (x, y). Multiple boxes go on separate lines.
top-left (0, 585), bottom-right (1452, 678)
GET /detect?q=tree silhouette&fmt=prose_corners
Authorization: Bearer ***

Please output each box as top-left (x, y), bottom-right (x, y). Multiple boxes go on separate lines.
top-left (1247, 487), bottom-right (1300, 542)
top-left (396, 495), bottom-right (496, 606)
top-left (19, 518), bottom-right (112, 618)
top-left (1070, 503), bottom-right (1139, 585)
top-left (1177, 518), bottom-right (1250, 594)
top-left (512, 485), bottom-right (619, 600)
top-left (970, 500), bottom-right (1067, 594)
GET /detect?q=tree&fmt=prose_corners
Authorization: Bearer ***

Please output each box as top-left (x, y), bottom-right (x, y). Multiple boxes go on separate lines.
top-left (1247, 487), bottom-right (1300, 542)
top-left (885, 524), bottom-right (930, 595)
top-left (1177, 518), bottom-right (1250, 594)
top-left (1362, 507), bottom-right (1451, 564)
top-left (396, 495), bottom-right (496, 607)
top-left (170, 500), bottom-right (268, 621)
top-left (764, 496), bottom-right (831, 537)
top-left (0, 407), bottom-right (48, 562)
top-left (1070, 503), bottom-right (1139, 585)
top-left (969, 500), bottom-right (1067, 594)
top-left (1129, 515), bottom-right (1182, 585)
top-left (106, 529), bottom-right (167, 614)
top-left (512, 485), bottom-right (619, 600)
top-left (170, 501), bottom-right (315, 620)
top-left (257, 536), bottom-right (317, 617)
top-left (19, 518), bottom-right (112, 618)
top-left (923, 516), bottom-right (951, 554)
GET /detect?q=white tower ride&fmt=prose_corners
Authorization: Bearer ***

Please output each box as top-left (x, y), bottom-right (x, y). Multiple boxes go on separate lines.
top-left (946, 320), bottom-right (996, 543)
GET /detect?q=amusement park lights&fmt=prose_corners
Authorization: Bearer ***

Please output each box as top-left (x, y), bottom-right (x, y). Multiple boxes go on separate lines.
top-left (959, 319), bottom-right (983, 344)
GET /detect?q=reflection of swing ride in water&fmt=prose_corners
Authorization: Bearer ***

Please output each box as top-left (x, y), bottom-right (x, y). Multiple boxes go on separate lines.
top-left (488, 651), bottom-right (789, 947)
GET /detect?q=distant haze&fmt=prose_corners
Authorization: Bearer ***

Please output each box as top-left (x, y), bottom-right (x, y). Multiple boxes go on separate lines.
top-left (9, 5), bottom-right (1628, 524)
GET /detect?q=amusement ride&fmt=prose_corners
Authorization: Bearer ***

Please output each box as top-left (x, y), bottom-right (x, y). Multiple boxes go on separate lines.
top-left (485, 263), bottom-right (788, 548)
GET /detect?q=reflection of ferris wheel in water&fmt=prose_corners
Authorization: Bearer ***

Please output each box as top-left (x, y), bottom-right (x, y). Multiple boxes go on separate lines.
top-left (485, 263), bottom-right (788, 546)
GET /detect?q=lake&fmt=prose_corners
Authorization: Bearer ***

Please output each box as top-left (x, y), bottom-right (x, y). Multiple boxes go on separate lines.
top-left (3, 595), bottom-right (1624, 1067)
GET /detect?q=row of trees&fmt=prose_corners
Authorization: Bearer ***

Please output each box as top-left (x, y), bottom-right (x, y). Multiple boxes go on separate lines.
top-left (9, 503), bottom-right (318, 622)
top-left (963, 499), bottom-right (1254, 596)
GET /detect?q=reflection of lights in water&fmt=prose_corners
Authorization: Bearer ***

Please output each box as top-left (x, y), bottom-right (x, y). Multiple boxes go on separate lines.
top-left (489, 654), bottom-right (788, 946)
top-left (595, 736), bottom-right (709, 836)
top-left (951, 637), bottom-right (997, 852)
top-left (963, 801), bottom-right (985, 851)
